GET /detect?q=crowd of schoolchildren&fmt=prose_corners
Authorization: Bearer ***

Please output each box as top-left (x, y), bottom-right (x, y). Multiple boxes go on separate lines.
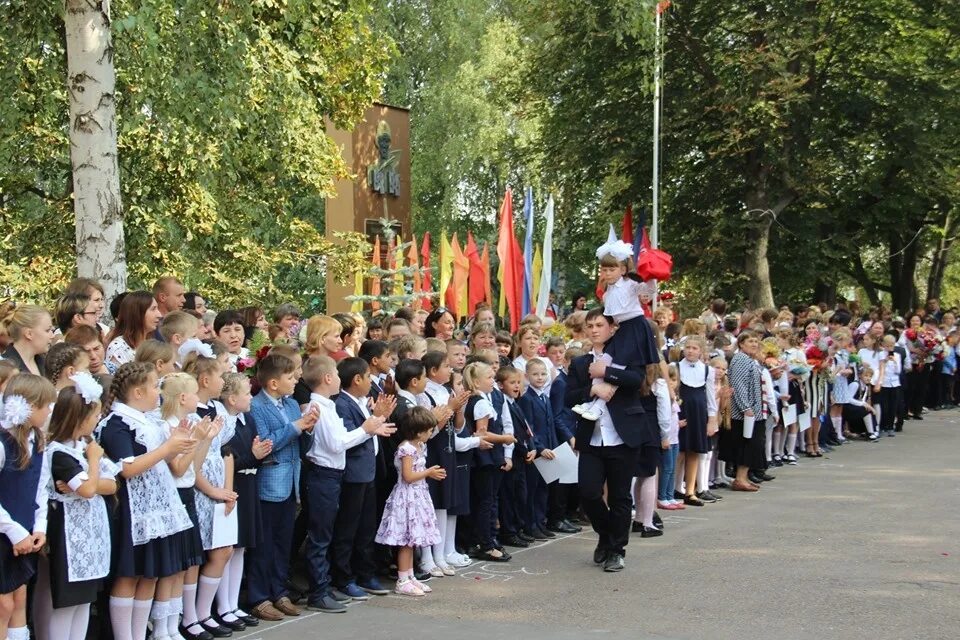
top-left (0, 266), bottom-right (952, 640)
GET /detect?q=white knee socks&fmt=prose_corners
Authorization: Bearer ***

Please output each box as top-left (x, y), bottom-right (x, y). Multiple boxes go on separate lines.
top-left (697, 455), bottom-right (710, 491)
top-left (785, 432), bottom-right (798, 456)
top-left (180, 583), bottom-right (198, 628)
top-left (50, 605), bottom-right (90, 640)
top-left (764, 422), bottom-right (774, 461)
top-left (217, 549), bottom-right (245, 620)
top-left (443, 514), bottom-right (458, 558)
top-left (165, 596), bottom-right (182, 638)
top-left (431, 509), bottom-right (447, 568)
top-left (7, 627), bottom-right (29, 640)
top-left (195, 574), bottom-right (221, 623)
top-left (832, 415), bottom-right (844, 440)
top-left (772, 429), bottom-right (784, 458)
top-left (637, 476), bottom-right (656, 526)
top-left (110, 596), bottom-right (135, 640)
top-left (132, 599), bottom-right (153, 640)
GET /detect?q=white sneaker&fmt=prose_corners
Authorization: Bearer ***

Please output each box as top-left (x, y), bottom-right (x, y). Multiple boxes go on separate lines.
top-left (445, 553), bottom-right (471, 567)
top-left (437, 563), bottom-right (456, 576)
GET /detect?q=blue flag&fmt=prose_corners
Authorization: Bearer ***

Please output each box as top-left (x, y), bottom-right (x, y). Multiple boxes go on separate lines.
top-left (521, 186), bottom-right (535, 317)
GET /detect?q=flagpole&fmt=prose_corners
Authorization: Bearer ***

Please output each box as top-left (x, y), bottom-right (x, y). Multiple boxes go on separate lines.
top-left (651, 2), bottom-right (667, 312)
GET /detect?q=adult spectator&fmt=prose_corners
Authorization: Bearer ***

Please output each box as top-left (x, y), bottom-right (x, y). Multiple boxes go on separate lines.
top-left (63, 325), bottom-right (108, 376)
top-left (724, 332), bottom-right (765, 492)
top-left (384, 317), bottom-right (412, 341)
top-left (565, 308), bottom-right (648, 572)
top-left (331, 313), bottom-right (358, 359)
top-left (104, 291), bottom-right (162, 373)
top-left (0, 304), bottom-right (54, 375)
top-left (273, 303), bottom-right (302, 341)
top-left (184, 291), bottom-right (208, 315)
top-left (53, 293), bottom-right (100, 335)
top-left (568, 291), bottom-right (588, 316)
top-left (64, 277), bottom-right (107, 324)
top-left (424, 307), bottom-right (456, 341)
top-left (153, 276), bottom-right (186, 317)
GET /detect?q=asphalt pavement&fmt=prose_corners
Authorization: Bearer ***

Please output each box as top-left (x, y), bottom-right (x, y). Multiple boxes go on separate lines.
top-left (235, 412), bottom-right (960, 640)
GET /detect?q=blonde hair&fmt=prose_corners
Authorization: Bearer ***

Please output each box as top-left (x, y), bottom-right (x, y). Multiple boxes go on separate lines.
top-left (525, 358), bottom-right (548, 375)
top-left (301, 355), bottom-right (336, 389)
top-left (220, 372), bottom-right (250, 399)
top-left (598, 253), bottom-right (635, 271)
top-left (831, 328), bottom-right (851, 343)
top-left (304, 315), bottom-right (342, 354)
top-left (564, 311), bottom-right (586, 335)
top-left (160, 373), bottom-right (199, 419)
top-left (159, 311), bottom-right (200, 342)
top-left (3, 374), bottom-right (56, 468)
top-left (680, 318), bottom-right (706, 337)
top-left (425, 337), bottom-right (447, 354)
top-left (682, 335), bottom-right (708, 353)
top-left (135, 339), bottom-right (177, 369)
top-left (396, 335), bottom-right (427, 360)
top-left (462, 362), bottom-right (493, 392)
top-left (0, 304), bottom-right (51, 342)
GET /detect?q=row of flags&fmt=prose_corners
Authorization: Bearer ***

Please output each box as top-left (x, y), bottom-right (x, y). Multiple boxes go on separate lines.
top-left (351, 188), bottom-right (556, 331)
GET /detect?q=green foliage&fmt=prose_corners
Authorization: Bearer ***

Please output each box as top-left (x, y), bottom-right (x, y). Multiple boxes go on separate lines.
top-left (1, 0), bottom-right (388, 306)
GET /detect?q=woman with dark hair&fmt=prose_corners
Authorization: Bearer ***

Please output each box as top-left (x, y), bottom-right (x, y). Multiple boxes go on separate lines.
top-left (424, 307), bottom-right (456, 340)
top-left (104, 291), bottom-right (161, 373)
top-left (569, 292), bottom-right (588, 315)
top-left (723, 332), bottom-right (765, 492)
top-left (183, 291), bottom-right (208, 315)
top-left (238, 305), bottom-right (268, 346)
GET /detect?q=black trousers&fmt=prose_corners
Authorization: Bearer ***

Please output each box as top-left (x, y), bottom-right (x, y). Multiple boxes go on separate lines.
top-left (471, 466), bottom-right (503, 550)
top-left (547, 481), bottom-right (571, 524)
top-left (578, 444), bottom-right (637, 557)
top-left (247, 495), bottom-right (296, 605)
top-left (329, 480), bottom-right (377, 588)
top-left (305, 465), bottom-right (343, 600)
top-left (498, 461), bottom-right (527, 537)
top-left (908, 367), bottom-right (929, 416)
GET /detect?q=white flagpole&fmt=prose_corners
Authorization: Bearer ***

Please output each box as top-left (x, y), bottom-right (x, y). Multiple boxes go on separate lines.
top-left (651, 5), bottom-right (663, 311)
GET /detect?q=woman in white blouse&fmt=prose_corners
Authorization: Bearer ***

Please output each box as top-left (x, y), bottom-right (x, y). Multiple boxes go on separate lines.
top-left (104, 292), bottom-right (162, 374)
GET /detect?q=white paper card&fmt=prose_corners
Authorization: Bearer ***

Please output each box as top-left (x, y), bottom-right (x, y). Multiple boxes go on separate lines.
top-left (781, 404), bottom-right (797, 425)
top-left (798, 412), bottom-right (812, 432)
top-left (742, 415), bottom-right (756, 439)
top-left (534, 442), bottom-right (579, 484)
top-left (211, 503), bottom-right (238, 549)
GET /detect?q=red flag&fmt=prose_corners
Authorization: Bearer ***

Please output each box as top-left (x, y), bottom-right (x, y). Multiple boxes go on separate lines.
top-left (595, 272), bottom-right (605, 302)
top-left (640, 227), bottom-right (652, 252)
top-left (480, 243), bottom-right (493, 307)
top-left (656, 0), bottom-right (671, 15)
top-left (420, 232), bottom-right (432, 311)
top-left (465, 232), bottom-right (485, 315)
top-left (621, 205), bottom-right (634, 247)
top-left (496, 189), bottom-right (524, 332)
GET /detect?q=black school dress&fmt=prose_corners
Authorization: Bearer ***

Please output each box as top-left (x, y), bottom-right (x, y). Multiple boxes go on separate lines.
top-left (0, 431), bottom-right (42, 594)
top-left (99, 415), bottom-right (188, 579)
top-left (636, 393), bottom-right (661, 478)
top-left (678, 361), bottom-right (710, 454)
top-left (47, 450), bottom-right (107, 607)
top-left (227, 413), bottom-right (264, 549)
top-left (424, 396), bottom-right (461, 513)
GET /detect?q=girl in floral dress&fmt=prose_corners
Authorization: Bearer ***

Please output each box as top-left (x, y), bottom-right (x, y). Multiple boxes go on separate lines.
top-left (374, 406), bottom-right (445, 597)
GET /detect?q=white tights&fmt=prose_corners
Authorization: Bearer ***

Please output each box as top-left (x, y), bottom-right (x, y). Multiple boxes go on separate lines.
top-left (48, 605), bottom-right (90, 640)
top-left (217, 547), bottom-right (247, 618)
top-left (632, 476), bottom-right (656, 526)
top-left (419, 509), bottom-right (448, 569)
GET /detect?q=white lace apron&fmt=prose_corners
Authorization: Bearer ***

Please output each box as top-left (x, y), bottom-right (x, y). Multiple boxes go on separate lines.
top-left (194, 414), bottom-right (237, 550)
top-left (44, 441), bottom-right (116, 582)
top-left (111, 404), bottom-right (193, 545)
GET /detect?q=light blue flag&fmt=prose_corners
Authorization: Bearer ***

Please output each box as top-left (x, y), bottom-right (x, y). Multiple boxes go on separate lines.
top-left (521, 186), bottom-right (535, 317)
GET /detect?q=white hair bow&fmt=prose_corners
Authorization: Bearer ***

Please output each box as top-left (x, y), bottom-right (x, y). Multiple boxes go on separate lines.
top-left (178, 338), bottom-right (214, 361)
top-left (70, 371), bottom-right (103, 405)
top-left (0, 395), bottom-right (33, 430)
top-left (595, 240), bottom-right (634, 262)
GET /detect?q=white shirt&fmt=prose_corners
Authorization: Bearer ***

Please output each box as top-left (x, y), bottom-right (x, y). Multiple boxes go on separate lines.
top-left (307, 393), bottom-right (371, 470)
top-left (33, 436), bottom-right (88, 536)
top-left (760, 367), bottom-right (777, 418)
top-left (344, 391), bottom-right (378, 455)
top-left (602, 277), bottom-right (645, 323)
top-left (858, 348), bottom-right (882, 386)
top-left (419, 380), bottom-right (450, 408)
top-left (653, 379), bottom-right (672, 441)
top-left (880, 352), bottom-right (902, 388)
top-left (585, 351), bottom-right (623, 447)
top-left (678, 359), bottom-right (719, 417)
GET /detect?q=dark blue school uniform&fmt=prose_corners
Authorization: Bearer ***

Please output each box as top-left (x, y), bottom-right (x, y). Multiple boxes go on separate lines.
top-left (518, 387), bottom-right (558, 531)
top-left (227, 413), bottom-right (264, 549)
top-left (499, 399), bottom-right (533, 537)
top-left (678, 361), bottom-right (710, 454)
top-left (0, 430), bottom-right (41, 593)
top-left (422, 392), bottom-right (463, 513)
top-left (465, 394), bottom-right (505, 552)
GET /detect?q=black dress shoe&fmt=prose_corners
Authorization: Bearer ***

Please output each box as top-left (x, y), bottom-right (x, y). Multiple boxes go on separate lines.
top-left (561, 518), bottom-right (583, 532)
top-left (759, 472), bottom-right (775, 481)
top-left (602, 553), bottom-right (625, 572)
top-left (235, 611), bottom-right (258, 626)
top-left (414, 569), bottom-right (433, 582)
top-left (683, 494), bottom-right (704, 506)
top-left (180, 625), bottom-right (214, 640)
top-left (631, 520), bottom-right (644, 533)
top-left (525, 528), bottom-right (549, 541)
top-left (536, 527), bottom-right (556, 538)
top-left (696, 490), bottom-right (718, 503)
top-left (199, 618), bottom-right (233, 638)
top-left (593, 546), bottom-right (608, 564)
top-left (640, 525), bottom-right (663, 538)
top-left (747, 473), bottom-right (765, 484)
top-left (673, 490), bottom-right (685, 500)
top-left (547, 520), bottom-right (579, 534)
top-left (214, 614), bottom-right (246, 632)
top-left (517, 531), bottom-right (536, 542)
top-left (652, 511), bottom-right (663, 528)
top-left (501, 534), bottom-right (529, 548)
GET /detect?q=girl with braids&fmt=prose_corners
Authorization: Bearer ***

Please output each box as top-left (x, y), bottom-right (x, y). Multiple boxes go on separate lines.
top-left (97, 363), bottom-right (196, 640)
top-left (44, 343), bottom-right (91, 391)
top-left (36, 381), bottom-right (118, 640)
top-left (0, 374), bottom-right (57, 640)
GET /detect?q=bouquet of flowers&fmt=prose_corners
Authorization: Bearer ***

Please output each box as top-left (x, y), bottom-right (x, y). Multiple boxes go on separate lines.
top-left (804, 336), bottom-right (834, 372)
top-left (236, 329), bottom-right (273, 379)
top-left (905, 328), bottom-right (945, 368)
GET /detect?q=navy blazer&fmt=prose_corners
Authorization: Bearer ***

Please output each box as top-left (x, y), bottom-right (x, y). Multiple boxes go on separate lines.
top-left (335, 392), bottom-right (377, 484)
top-left (249, 391), bottom-right (302, 502)
top-left (517, 387), bottom-right (559, 454)
top-left (564, 353), bottom-right (647, 450)
top-left (550, 371), bottom-right (576, 443)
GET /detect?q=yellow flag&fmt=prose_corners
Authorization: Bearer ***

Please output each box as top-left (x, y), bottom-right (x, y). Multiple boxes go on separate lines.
top-left (440, 232), bottom-right (453, 307)
top-left (351, 270), bottom-right (363, 313)
top-left (532, 243), bottom-right (543, 308)
top-left (497, 261), bottom-right (506, 317)
top-left (392, 235), bottom-right (404, 297)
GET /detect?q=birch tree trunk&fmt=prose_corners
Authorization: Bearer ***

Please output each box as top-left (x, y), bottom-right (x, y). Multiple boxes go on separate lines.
top-left (65, 0), bottom-right (126, 301)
